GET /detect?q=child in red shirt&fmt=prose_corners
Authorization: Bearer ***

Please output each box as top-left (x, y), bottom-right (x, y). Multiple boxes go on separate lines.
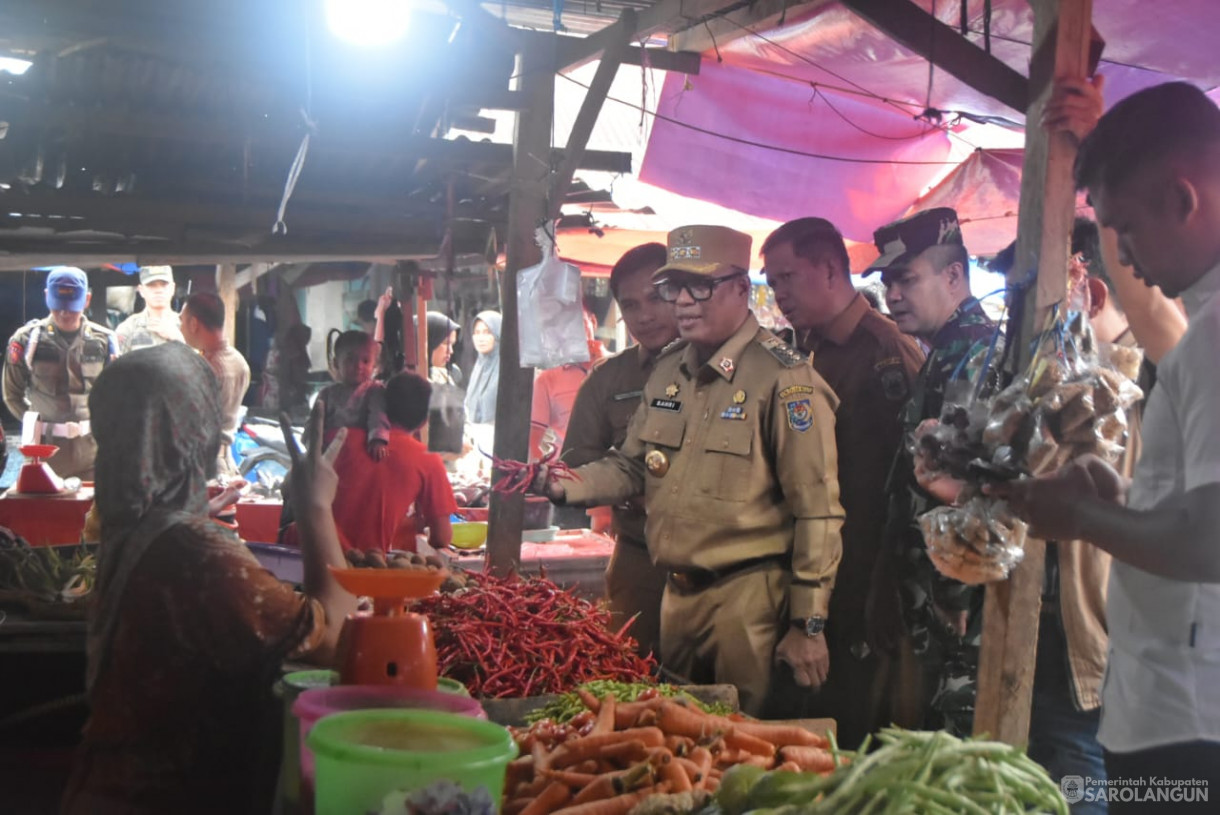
top-left (327, 372), bottom-right (457, 553)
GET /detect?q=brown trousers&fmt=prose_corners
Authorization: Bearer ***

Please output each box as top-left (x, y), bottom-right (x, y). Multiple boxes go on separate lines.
top-left (660, 561), bottom-right (812, 718)
top-left (605, 537), bottom-right (666, 659)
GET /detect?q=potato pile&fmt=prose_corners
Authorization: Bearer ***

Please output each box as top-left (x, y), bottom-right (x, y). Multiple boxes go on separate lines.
top-left (343, 548), bottom-right (471, 592)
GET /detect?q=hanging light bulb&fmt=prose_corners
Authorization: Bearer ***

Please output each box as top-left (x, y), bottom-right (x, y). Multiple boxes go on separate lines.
top-left (325, 0), bottom-right (411, 48)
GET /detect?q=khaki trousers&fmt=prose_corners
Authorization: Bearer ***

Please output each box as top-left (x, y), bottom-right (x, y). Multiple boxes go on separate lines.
top-left (605, 536), bottom-right (666, 659)
top-left (660, 561), bottom-right (800, 717)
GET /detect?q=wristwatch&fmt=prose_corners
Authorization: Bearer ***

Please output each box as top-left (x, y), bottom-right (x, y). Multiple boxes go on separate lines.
top-left (792, 616), bottom-right (827, 638)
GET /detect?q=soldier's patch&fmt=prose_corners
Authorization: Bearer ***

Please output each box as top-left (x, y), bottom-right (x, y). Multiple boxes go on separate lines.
top-left (650, 398), bottom-right (682, 412)
top-left (785, 399), bottom-right (813, 432)
top-left (880, 368), bottom-right (909, 401)
top-left (720, 406), bottom-right (747, 421)
top-left (7, 341), bottom-right (21, 365)
top-left (778, 385), bottom-right (813, 399)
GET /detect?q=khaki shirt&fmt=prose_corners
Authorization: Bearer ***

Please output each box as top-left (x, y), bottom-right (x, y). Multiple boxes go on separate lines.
top-left (795, 294), bottom-right (925, 635)
top-left (4, 317), bottom-right (115, 423)
top-left (561, 345), bottom-right (657, 545)
top-left (201, 343), bottom-right (251, 474)
top-left (564, 313), bottom-right (844, 619)
top-left (114, 309), bottom-right (184, 355)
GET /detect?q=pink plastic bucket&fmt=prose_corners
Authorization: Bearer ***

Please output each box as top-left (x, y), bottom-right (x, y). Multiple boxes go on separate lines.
top-left (293, 685), bottom-right (486, 799)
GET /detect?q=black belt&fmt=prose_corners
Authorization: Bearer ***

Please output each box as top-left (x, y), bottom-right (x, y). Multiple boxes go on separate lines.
top-left (667, 555), bottom-right (783, 594)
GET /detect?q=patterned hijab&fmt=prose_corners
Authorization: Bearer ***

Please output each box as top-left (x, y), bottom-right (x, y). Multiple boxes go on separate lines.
top-left (464, 311), bottom-right (501, 424)
top-left (87, 343), bottom-right (222, 688)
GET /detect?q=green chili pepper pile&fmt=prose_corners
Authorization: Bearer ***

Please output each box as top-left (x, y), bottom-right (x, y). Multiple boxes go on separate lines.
top-left (525, 680), bottom-right (735, 724)
top-left (709, 727), bottom-right (1068, 815)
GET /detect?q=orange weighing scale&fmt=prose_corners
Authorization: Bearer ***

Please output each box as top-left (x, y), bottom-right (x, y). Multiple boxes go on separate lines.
top-left (328, 566), bottom-right (445, 689)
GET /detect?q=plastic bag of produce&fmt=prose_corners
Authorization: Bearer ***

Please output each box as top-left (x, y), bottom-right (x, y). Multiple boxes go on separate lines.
top-left (919, 497), bottom-right (1028, 584)
top-left (517, 228), bottom-right (590, 370)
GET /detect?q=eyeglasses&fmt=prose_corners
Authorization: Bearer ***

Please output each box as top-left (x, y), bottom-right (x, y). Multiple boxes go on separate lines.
top-left (655, 271), bottom-right (745, 303)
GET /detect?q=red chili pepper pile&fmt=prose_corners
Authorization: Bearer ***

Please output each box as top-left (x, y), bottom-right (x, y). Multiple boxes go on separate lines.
top-left (411, 573), bottom-right (656, 698)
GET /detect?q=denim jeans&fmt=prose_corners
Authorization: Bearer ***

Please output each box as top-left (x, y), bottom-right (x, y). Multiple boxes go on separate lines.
top-left (1028, 611), bottom-right (1108, 815)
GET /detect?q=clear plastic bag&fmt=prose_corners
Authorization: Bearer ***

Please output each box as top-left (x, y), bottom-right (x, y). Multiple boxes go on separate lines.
top-left (517, 228), bottom-right (591, 370)
top-left (919, 497), bottom-right (1029, 585)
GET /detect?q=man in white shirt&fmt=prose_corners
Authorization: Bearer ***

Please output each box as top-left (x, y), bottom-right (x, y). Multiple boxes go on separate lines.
top-left (1002, 82), bottom-right (1220, 811)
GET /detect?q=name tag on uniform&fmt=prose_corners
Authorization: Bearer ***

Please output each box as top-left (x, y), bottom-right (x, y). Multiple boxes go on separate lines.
top-left (613, 390), bottom-right (643, 402)
top-left (650, 398), bottom-right (682, 412)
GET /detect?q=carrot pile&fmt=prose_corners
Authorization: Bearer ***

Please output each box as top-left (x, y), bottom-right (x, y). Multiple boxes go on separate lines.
top-left (410, 574), bottom-right (655, 698)
top-left (503, 690), bottom-right (837, 815)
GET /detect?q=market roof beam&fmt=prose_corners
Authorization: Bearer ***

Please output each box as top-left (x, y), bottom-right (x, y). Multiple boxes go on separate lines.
top-left (550, 9), bottom-right (636, 220)
top-left (0, 103), bottom-right (632, 172)
top-left (556, 0), bottom-right (754, 70)
top-left (670, 0), bottom-right (836, 54)
top-left (839, 0), bottom-right (1030, 114)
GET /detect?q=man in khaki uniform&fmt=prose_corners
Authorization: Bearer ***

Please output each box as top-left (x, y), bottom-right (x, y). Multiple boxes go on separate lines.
top-left (562, 243), bottom-right (679, 658)
top-left (545, 226), bottom-right (844, 717)
top-left (4, 267), bottom-right (116, 479)
top-left (113, 265), bottom-right (184, 354)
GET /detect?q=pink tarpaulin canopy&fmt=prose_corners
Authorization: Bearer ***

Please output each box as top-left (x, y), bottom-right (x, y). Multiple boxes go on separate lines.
top-left (638, 59), bottom-right (954, 244)
top-left (636, 0), bottom-right (1220, 250)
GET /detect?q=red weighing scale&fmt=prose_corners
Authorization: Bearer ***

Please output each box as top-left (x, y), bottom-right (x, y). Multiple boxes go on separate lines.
top-left (16, 444), bottom-right (64, 494)
top-left (328, 566), bottom-right (445, 689)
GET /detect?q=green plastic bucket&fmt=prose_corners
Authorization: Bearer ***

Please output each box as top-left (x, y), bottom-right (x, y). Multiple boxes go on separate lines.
top-left (437, 676), bottom-right (471, 697)
top-left (307, 709), bottom-right (516, 815)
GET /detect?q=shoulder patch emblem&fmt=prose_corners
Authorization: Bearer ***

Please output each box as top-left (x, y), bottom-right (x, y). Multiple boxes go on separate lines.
top-left (760, 336), bottom-right (807, 368)
top-left (779, 385), bottom-right (813, 400)
top-left (880, 367), bottom-right (909, 402)
top-left (786, 399), bottom-right (814, 432)
top-left (8, 341), bottom-right (22, 366)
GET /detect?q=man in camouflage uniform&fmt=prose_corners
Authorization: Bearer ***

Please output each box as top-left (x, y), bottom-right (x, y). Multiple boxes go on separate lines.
top-left (4, 267), bottom-right (117, 479)
top-left (864, 208), bottom-right (1001, 737)
top-left (113, 265), bottom-right (184, 354)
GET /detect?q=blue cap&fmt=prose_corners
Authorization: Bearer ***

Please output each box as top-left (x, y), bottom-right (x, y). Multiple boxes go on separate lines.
top-left (45, 267), bottom-right (89, 312)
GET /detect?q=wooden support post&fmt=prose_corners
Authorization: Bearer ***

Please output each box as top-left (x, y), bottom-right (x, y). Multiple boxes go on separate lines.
top-left (486, 42), bottom-right (555, 577)
top-left (549, 10), bottom-right (634, 221)
top-left (215, 263), bottom-right (237, 347)
top-left (974, 0), bottom-right (1093, 745)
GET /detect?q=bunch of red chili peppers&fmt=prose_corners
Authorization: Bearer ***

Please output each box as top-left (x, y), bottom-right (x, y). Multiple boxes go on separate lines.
top-left (411, 573), bottom-right (656, 698)
top-left (484, 422), bottom-right (578, 495)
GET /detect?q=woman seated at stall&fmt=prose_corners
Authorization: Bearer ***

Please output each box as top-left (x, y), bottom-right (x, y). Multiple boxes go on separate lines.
top-left (62, 343), bottom-right (355, 815)
top-left (329, 372), bottom-right (458, 553)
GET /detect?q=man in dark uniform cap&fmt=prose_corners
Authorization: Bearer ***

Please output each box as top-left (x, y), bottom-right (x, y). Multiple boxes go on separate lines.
top-left (762, 217), bottom-right (925, 747)
top-left (4, 267), bottom-right (116, 479)
top-left (866, 207), bottom-right (1001, 737)
top-left (541, 225), bottom-right (845, 717)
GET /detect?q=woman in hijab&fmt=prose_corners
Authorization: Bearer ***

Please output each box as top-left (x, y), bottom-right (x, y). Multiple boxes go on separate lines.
top-left (62, 343), bottom-right (355, 815)
top-left (425, 311), bottom-right (461, 385)
top-left (464, 310), bottom-right (501, 425)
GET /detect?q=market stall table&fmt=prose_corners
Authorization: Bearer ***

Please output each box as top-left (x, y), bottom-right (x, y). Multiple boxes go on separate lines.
top-left (450, 529), bottom-right (615, 600)
top-left (0, 488), bottom-right (285, 545)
